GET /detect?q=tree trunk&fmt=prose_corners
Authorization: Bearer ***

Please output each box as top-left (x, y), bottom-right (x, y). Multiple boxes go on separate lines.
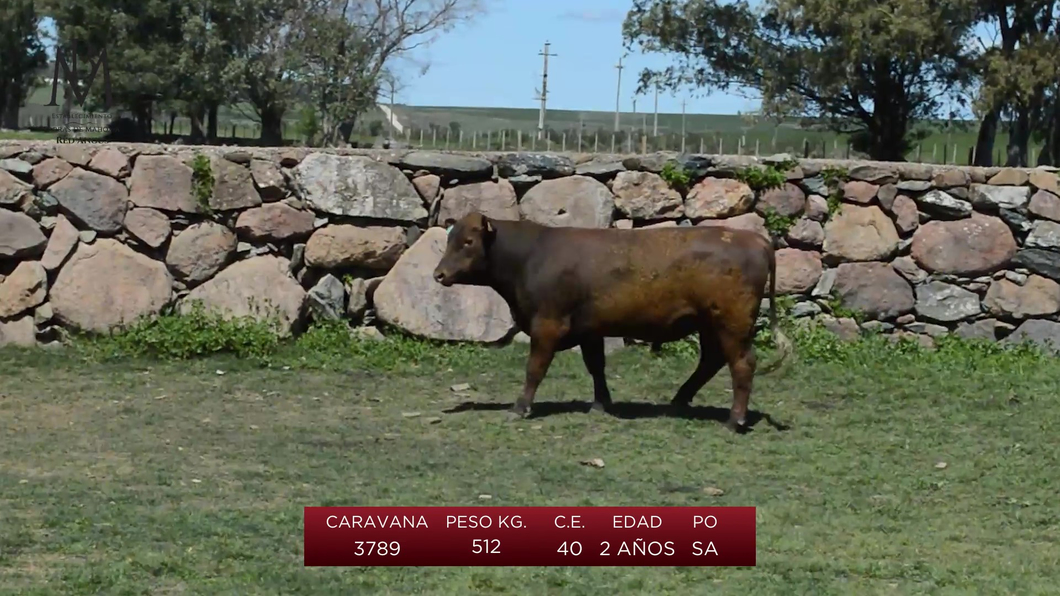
top-left (1, 84), bottom-right (19, 129)
top-left (168, 111), bottom-right (177, 136)
top-left (189, 104), bottom-right (206, 142)
top-left (338, 121), bottom-right (355, 146)
top-left (972, 108), bottom-right (1000, 166)
top-left (259, 106), bottom-right (285, 146)
top-left (1039, 96), bottom-right (1060, 167)
top-left (207, 102), bottom-right (218, 141)
top-left (1005, 109), bottom-right (1031, 167)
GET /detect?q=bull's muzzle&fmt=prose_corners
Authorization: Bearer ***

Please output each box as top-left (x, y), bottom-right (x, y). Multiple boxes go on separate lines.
top-left (433, 268), bottom-right (453, 287)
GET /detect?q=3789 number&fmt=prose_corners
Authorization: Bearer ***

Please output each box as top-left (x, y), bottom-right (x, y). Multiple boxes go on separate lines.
top-left (353, 541), bottom-right (401, 556)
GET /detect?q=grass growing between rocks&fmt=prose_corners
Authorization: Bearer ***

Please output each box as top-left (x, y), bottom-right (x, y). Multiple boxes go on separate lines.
top-left (2, 313), bottom-right (1060, 595)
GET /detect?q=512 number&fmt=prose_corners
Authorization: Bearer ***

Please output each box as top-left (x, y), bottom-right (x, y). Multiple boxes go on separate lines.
top-left (472, 539), bottom-right (500, 554)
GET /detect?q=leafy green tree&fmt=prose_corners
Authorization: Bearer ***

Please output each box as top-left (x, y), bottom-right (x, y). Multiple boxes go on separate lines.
top-left (623, 0), bottom-right (979, 161)
top-left (969, 1), bottom-right (1060, 166)
top-left (0, 0), bottom-right (47, 129)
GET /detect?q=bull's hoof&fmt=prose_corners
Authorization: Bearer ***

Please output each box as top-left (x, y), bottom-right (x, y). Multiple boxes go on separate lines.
top-left (506, 407), bottom-right (529, 422)
top-left (669, 399), bottom-right (691, 415)
top-left (726, 417), bottom-right (748, 434)
top-left (590, 401), bottom-right (610, 414)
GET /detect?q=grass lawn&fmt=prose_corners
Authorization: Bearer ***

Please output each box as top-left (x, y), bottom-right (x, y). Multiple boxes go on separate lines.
top-left (1, 323), bottom-right (1059, 594)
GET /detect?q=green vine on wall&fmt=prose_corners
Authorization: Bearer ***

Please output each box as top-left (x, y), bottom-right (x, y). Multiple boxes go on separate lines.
top-left (191, 153), bottom-right (215, 214)
top-left (659, 161), bottom-right (691, 192)
top-left (820, 165), bottom-right (849, 220)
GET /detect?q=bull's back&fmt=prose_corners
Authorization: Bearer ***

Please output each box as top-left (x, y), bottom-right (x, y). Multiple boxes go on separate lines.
top-left (534, 226), bottom-right (771, 337)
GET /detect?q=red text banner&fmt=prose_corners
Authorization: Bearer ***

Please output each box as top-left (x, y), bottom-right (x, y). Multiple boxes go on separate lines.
top-left (304, 506), bottom-right (755, 566)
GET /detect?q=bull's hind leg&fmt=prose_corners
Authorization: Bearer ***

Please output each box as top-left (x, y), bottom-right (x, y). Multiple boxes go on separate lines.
top-left (719, 332), bottom-right (757, 433)
top-left (670, 330), bottom-right (726, 410)
top-left (579, 337), bottom-right (613, 414)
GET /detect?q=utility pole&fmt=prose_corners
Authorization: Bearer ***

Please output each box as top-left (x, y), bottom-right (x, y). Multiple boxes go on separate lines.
top-left (652, 84), bottom-right (659, 136)
top-left (388, 79), bottom-right (396, 141)
top-left (680, 98), bottom-right (686, 152)
top-left (614, 54), bottom-right (623, 132)
top-left (536, 41), bottom-right (557, 141)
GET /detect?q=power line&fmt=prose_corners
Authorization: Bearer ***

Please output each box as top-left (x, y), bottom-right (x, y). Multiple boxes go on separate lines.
top-left (535, 41), bottom-right (557, 141)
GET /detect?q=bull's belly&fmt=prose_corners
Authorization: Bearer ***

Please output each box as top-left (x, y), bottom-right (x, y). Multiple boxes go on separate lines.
top-left (572, 302), bottom-right (703, 343)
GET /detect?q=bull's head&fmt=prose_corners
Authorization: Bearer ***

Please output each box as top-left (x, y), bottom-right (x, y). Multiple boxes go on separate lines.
top-left (433, 212), bottom-right (495, 287)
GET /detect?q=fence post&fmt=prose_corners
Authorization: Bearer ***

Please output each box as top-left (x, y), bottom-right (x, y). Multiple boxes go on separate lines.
top-left (459, 130), bottom-right (464, 148)
top-left (446, 128), bottom-right (451, 150)
top-left (487, 130), bottom-right (491, 150)
top-left (501, 129), bottom-right (506, 150)
top-left (518, 130), bottom-right (522, 150)
top-left (562, 133), bottom-right (566, 152)
top-left (594, 132), bottom-right (599, 152)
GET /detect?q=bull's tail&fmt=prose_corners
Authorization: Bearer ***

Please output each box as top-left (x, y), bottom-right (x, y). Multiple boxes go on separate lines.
top-left (757, 244), bottom-right (794, 375)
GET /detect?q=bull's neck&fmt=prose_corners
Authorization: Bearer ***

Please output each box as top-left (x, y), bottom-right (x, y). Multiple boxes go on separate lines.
top-left (484, 220), bottom-right (540, 300)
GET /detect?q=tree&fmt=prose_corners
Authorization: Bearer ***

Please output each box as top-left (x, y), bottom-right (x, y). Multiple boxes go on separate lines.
top-left (969, 1), bottom-right (1060, 166)
top-left (0, 0), bottom-right (47, 129)
top-left (324, 0), bottom-right (485, 146)
top-left (175, 0), bottom-right (247, 141)
top-left (622, 0), bottom-right (980, 161)
top-left (43, 0), bottom-right (185, 138)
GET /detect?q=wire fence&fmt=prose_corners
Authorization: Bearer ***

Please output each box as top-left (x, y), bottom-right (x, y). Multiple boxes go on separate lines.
top-left (14, 112), bottom-right (1045, 166)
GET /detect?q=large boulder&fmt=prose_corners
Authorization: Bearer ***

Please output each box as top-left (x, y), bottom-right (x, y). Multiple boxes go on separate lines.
top-left (179, 255), bottom-right (307, 337)
top-left (775, 248), bottom-right (823, 294)
top-left (209, 156), bottom-right (262, 211)
top-left (47, 167), bottom-right (129, 234)
top-left (695, 212), bottom-right (770, 240)
top-left (519, 175), bottom-right (615, 228)
top-left (684, 177), bottom-right (754, 219)
top-left (1025, 220), bottom-right (1060, 250)
top-left (304, 225), bottom-right (407, 271)
top-left (165, 221), bottom-right (237, 285)
top-left (50, 239), bottom-right (174, 333)
top-left (0, 315), bottom-right (36, 347)
top-left (1004, 319), bottom-right (1060, 354)
top-left (983, 275), bottom-right (1060, 320)
top-left (1013, 249), bottom-right (1060, 281)
top-left (395, 152), bottom-right (493, 179)
top-left (1028, 189), bottom-right (1060, 222)
top-left (31, 157), bottom-right (73, 188)
top-left (914, 281), bottom-right (981, 323)
top-left (610, 171), bottom-right (684, 219)
top-left (40, 214), bottom-right (79, 270)
top-left (0, 209), bottom-right (47, 260)
top-left (914, 189), bottom-right (972, 219)
top-left (0, 261), bottom-right (47, 318)
top-left (970, 184), bottom-right (1031, 211)
top-left (832, 262), bottom-right (914, 320)
top-left (911, 213), bottom-right (1017, 276)
top-left (128, 155), bottom-right (199, 213)
top-left (0, 169), bottom-right (33, 207)
top-left (249, 159), bottom-right (286, 201)
top-left (123, 208), bottom-right (171, 249)
top-left (438, 179), bottom-right (520, 224)
top-left (291, 153), bottom-right (427, 222)
top-left (235, 203), bottom-right (315, 242)
top-left (822, 205), bottom-right (899, 263)
top-left (373, 227), bottom-right (515, 342)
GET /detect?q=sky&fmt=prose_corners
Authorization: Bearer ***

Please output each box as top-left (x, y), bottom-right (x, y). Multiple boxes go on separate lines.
top-left (392, 0), bottom-right (758, 116)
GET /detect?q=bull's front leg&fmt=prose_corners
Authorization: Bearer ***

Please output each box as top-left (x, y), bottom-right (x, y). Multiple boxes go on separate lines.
top-left (511, 317), bottom-right (566, 419)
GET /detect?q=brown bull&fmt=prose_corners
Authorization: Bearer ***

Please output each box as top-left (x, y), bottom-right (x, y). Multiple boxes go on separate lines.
top-left (432, 212), bottom-right (793, 432)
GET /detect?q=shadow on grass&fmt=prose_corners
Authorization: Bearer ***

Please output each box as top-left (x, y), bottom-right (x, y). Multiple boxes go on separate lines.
top-left (443, 399), bottom-right (791, 433)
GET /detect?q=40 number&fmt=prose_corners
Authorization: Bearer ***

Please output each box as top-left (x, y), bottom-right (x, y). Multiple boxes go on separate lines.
top-left (557, 541), bottom-right (583, 556)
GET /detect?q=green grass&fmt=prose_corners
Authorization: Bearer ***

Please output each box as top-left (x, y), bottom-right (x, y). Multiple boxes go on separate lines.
top-left (2, 313), bottom-right (1060, 594)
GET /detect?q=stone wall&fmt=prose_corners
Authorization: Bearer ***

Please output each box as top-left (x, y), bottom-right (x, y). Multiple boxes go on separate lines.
top-left (2, 140), bottom-right (1060, 353)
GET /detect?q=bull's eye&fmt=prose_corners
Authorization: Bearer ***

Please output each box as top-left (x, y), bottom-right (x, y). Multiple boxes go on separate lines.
top-left (464, 238), bottom-right (473, 246)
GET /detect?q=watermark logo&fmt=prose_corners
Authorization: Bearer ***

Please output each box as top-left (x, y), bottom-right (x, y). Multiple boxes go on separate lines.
top-left (46, 45), bottom-right (112, 112)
